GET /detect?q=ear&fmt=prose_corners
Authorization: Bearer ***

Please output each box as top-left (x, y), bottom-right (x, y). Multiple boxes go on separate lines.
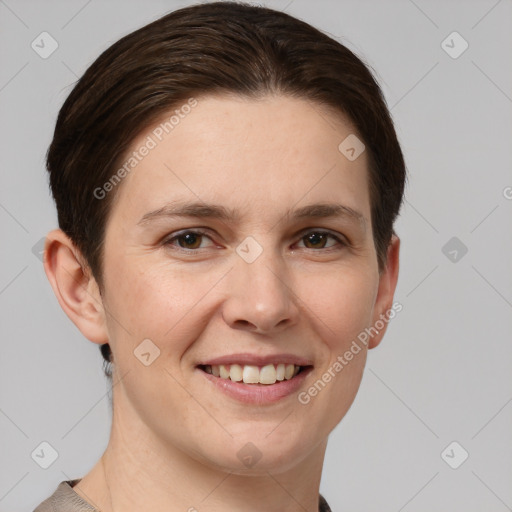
top-left (43, 228), bottom-right (109, 344)
top-left (367, 234), bottom-right (400, 349)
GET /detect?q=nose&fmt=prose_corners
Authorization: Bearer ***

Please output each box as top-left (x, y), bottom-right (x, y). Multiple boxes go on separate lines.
top-left (221, 246), bottom-right (300, 335)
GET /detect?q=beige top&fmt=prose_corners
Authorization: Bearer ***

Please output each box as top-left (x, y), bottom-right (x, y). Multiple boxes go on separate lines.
top-left (33, 479), bottom-right (333, 511)
top-left (33, 479), bottom-right (96, 511)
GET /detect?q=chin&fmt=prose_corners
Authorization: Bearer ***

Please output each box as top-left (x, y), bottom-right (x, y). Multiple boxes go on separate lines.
top-left (200, 429), bottom-right (317, 475)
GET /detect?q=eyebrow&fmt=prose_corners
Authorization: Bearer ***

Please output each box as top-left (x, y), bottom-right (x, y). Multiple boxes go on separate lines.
top-left (137, 200), bottom-right (366, 229)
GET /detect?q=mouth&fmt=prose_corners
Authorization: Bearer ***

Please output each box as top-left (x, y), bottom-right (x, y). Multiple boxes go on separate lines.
top-left (196, 359), bottom-right (314, 404)
top-left (197, 363), bottom-right (312, 385)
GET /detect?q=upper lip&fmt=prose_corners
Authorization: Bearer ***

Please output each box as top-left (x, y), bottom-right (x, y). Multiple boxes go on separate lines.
top-left (197, 353), bottom-right (313, 367)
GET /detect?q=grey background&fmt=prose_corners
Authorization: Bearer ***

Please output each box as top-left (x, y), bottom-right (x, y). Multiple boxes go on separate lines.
top-left (1, 0), bottom-right (511, 511)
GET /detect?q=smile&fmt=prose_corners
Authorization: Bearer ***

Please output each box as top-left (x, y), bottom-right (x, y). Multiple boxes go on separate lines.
top-left (196, 361), bottom-right (314, 404)
top-left (198, 363), bottom-right (304, 385)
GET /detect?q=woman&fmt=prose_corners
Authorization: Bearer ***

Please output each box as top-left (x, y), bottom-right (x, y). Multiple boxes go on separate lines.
top-left (35, 1), bottom-right (405, 510)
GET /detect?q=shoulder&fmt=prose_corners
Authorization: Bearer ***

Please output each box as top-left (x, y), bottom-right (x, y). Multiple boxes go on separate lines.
top-left (32, 479), bottom-right (97, 512)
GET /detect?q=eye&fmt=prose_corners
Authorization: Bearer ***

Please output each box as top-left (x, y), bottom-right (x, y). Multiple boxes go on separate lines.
top-left (163, 228), bottom-right (346, 254)
top-left (163, 229), bottom-right (215, 251)
top-left (295, 230), bottom-right (346, 250)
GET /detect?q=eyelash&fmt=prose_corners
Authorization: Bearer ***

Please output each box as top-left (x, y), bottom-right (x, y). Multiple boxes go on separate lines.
top-left (162, 229), bottom-right (347, 254)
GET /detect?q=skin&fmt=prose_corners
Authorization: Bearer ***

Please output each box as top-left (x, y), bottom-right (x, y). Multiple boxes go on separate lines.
top-left (44, 93), bottom-right (399, 512)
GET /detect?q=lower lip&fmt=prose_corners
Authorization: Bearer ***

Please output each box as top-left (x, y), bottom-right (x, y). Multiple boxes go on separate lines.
top-left (197, 367), bottom-right (313, 404)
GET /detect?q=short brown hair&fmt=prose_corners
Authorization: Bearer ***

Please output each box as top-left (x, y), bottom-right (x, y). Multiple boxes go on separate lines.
top-left (46, 1), bottom-right (406, 376)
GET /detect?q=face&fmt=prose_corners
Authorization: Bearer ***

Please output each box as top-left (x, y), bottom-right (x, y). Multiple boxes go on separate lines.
top-left (94, 94), bottom-right (397, 473)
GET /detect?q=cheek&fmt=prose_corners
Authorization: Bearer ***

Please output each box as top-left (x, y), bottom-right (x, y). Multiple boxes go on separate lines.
top-left (295, 268), bottom-right (377, 424)
top-left (300, 264), bottom-right (378, 350)
top-left (101, 256), bottom-right (223, 360)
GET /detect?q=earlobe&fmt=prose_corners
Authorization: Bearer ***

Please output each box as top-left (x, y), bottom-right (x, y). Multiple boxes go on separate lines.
top-left (43, 228), bottom-right (109, 344)
top-left (367, 234), bottom-right (400, 350)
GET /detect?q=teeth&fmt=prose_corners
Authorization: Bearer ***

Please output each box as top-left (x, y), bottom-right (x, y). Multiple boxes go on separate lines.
top-left (219, 364), bottom-right (230, 379)
top-left (203, 363), bottom-right (302, 384)
top-left (284, 364), bottom-right (295, 380)
top-left (259, 364), bottom-right (277, 384)
top-left (242, 365), bottom-right (260, 383)
top-left (230, 364), bottom-right (243, 382)
top-left (276, 363), bottom-right (285, 381)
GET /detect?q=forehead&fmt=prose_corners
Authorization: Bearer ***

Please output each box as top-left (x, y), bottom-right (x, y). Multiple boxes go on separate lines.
top-left (107, 93), bottom-right (371, 228)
